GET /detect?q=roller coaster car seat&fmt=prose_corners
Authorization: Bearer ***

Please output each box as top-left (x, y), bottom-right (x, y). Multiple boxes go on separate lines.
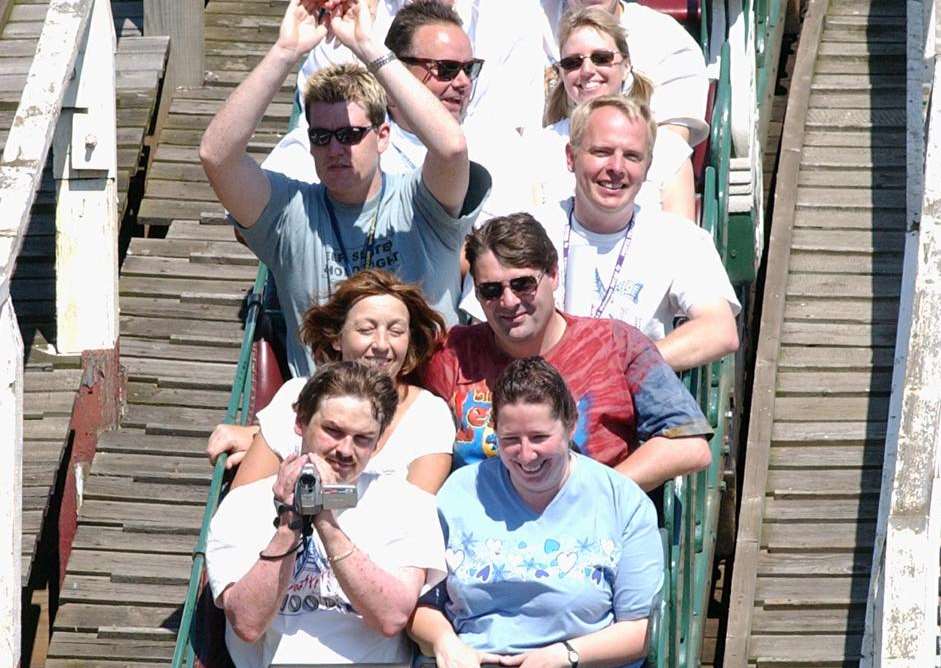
top-left (636, 0), bottom-right (700, 24)
top-left (250, 277), bottom-right (291, 419)
top-left (192, 572), bottom-right (236, 668)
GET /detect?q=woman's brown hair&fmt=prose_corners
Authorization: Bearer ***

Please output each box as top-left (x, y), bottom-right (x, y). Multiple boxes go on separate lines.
top-left (544, 7), bottom-right (654, 126)
top-left (298, 269), bottom-right (446, 379)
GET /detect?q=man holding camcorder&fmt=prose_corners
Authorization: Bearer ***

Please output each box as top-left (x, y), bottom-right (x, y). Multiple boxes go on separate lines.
top-left (206, 362), bottom-right (446, 667)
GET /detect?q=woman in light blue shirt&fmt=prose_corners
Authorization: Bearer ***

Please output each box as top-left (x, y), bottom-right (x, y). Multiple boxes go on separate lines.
top-left (409, 357), bottom-right (663, 668)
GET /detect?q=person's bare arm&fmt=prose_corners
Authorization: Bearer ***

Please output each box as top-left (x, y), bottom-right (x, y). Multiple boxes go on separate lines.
top-left (407, 453), bottom-right (453, 494)
top-left (660, 157), bottom-right (696, 221)
top-left (206, 424), bottom-right (259, 468)
top-left (200, 0), bottom-right (327, 227)
top-left (614, 435), bottom-right (711, 491)
top-left (313, 507), bottom-right (426, 636)
top-left (331, 0), bottom-right (469, 215)
top-left (408, 605), bottom-right (506, 667)
top-left (655, 300), bottom-right (739, 372)
top-left (231, 432), bottom-right (282, 489)
top-left (500, 619), bottom-right (649, 668)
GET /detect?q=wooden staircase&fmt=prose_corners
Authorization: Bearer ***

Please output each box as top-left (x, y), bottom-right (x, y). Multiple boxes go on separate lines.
top-left (44, 1), bottom-right (293, 664)
top-left (724, 0), bottom-right (907, 665)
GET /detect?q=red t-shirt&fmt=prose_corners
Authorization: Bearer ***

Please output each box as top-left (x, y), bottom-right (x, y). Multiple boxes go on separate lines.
top-left (422, 313), bottom-right (712, 468)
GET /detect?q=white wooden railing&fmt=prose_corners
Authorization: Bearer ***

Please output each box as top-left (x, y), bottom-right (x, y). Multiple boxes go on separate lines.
top-left (862, 1), bottom-right (941, 665)
top-left (0, 0), bottom-right (116, 662)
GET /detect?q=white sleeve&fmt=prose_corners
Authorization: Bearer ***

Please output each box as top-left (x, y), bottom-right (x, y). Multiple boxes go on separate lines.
top-left (646, 127), bottom-right (693, 192)
top-left (380, 482), bottom-right (447, 592)
top-left (409, 392), bottom-right (457, 459)
top-left (670, 223), bottom-right (741, 316)
top-left (256, 376), bottom-right (308, 460)
top-left (206, 480), bottom-right (279, 604)
top-left (260, 127), bottom-right (319, 184)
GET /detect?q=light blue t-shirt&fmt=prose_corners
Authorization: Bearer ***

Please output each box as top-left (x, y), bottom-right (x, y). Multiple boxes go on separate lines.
top-left (434, 454), bottom-right (663, 665)
top-left (234, 164), bottom-right (491, 376)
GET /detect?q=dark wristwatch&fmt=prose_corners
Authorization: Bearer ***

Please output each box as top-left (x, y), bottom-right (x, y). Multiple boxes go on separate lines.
top-left (561, 640), bottom-right (579, 668)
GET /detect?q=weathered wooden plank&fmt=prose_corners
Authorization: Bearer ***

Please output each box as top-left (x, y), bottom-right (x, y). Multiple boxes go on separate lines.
top-left (46, 630), bottom-right (174, 660)
top-left (23, 368), bottom-right (82, 391)
top-left (763, 523), bottom-right (875, 553)
top-left (166, 220), bottom-right (243, 241)
top-left (67, 549), bottom-right (192, 585)
top-left (769, 442), bottom-right (884, 469)
top-left (90, 450), bottom-right (212, 481)
top-left (780, 321), bottom-right (899, 347)
top-left (121, 255), bottom-right (257, 281)
top-left (785, 297), bottom-right (899, 323)
top-left (787, 274), bottom-right (901, 301)
top-left (798, 169), bottom-right (904, 189)
top-left (120, 315), bottom-right (243, 347)
top-left (766, 469), bottom-right (882, 498)
top-left (72, 525), bottom-right (197, 555)
top-left (790, 229), bottom-right (905, 253)
top-left (120, 296), bottom-right (241, 322)
top-left (80, 499), bottom-right (204, 530)
top-left (126, 237), bottom-right (252, 261)
top-left (751, 607), bottom-right (865, 634)
top-left (58, 575), bottom-right (189, 607)
top-left (96, 430), bottom-right (209, 458)
top-left (795, 208), bottom-right (906, 232)
top-left (773, 396), bottom-right (888, 422)
top-left (776, 371), bottom-right (893, 395)
top-left (137, 197), bottom-right (225, 226)
top-left (805, 108), bottom-right (905, 129)
top-left (755, 575), bottom-right (870, 606)
top-left (757, 551), bottom-right (871, 577)
top-left (120, 275), bottom-right (250, 301)
top-left (750, 633), bottom-right (862, 664)
top-left (121, 338), bottom-right (239, 364)
top-left (23, 416), bottom-right (71, 440)
top-left (144, 178), bottom-right (220, 202)
top-left (771, 420), bottom-right (886, 444)
top-left (796, 188), bottom-right (905, 210)
top-left (764, 496), bottom-right (879, 521)
top-left (81, 476), bottom-right (209, 505)
top-left (54, 603), bottom-right (180, 635)
top-left (126, 381), bottom-right (233, 410)
top-left (778, 345), bottom-right (895, 369)
top-left (802, 129), bottom-right (906, 148)
top-left (790, 249), bottom-right (902, 272)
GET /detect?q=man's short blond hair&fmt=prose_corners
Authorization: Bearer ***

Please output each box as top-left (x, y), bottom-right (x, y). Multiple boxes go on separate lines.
top-left (569, 94), bottom-right (657, 160)
top-left (303, 63), bottom-right (388, 128)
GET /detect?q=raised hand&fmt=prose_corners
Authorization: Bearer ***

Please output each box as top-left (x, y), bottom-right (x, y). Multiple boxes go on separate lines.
top-left (277, 0), bottom-right (329, 60)
top-left (324, 0), bottom-right (375, 58)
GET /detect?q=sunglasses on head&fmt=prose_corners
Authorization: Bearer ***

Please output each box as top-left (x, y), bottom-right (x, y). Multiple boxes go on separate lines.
top-left (307, 126), bottom-right (376, 147)
top-left (475, 273), bottom-right (544, 302)
top-left (557, 50), bottom-right (625, 72)
top-left (399, 56), bottom-right (485, 82)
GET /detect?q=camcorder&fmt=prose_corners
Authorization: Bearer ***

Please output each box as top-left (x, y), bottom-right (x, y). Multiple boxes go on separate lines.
top-left (293, 463), bottom-right (358, 517)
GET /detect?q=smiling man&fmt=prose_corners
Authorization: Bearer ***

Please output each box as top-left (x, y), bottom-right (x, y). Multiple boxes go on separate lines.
top-left (200, 0), bottom-right (491, 375)
top-left (532, 95), bottom-right (740, 372)
top-left (206, 362), bottom-right (445, 667)
top-left (423, 213), bottom-right (713, 491)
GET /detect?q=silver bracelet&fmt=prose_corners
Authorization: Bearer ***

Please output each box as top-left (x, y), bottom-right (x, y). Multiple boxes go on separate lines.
top-left (367, 51), bottom-right (397, 75)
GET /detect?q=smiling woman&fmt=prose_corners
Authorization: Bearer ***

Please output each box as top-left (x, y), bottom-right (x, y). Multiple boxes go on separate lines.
top-left (408, 357), bottom-right (663, 667)
top-left (206, 269), bottom-right (456, 494)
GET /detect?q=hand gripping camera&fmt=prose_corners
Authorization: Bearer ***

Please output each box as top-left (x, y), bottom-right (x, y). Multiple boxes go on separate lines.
top-left (293, 463), bottom-right (358, 517)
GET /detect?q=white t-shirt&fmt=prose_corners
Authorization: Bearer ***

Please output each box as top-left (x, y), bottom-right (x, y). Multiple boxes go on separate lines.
top-left (293, 0), bottom-right (546, 136)
top-left (539, 1), bottom-right (709, 145)
top-left (258, 377), bottom-right (455, 477)
top-left (524, 117), bottom-right (692, 213)
top-left (206, 473), bottom-right (446, 667)
top-left (536, 198), bottom-right (741, 340)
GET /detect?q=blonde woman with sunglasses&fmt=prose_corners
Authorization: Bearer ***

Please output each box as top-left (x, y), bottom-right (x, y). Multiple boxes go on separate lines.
top-left (526, 7), bottom-right (698, 221)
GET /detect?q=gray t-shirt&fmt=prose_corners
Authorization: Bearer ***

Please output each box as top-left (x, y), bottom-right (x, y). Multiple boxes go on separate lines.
top-left (235, 164), bottom-right (491, 375)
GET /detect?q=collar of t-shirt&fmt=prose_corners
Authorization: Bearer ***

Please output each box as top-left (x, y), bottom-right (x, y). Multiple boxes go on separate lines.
top-left (569, 207), bottom-right (638, 255)
top-left (325, 180), bottom-right (384, 223)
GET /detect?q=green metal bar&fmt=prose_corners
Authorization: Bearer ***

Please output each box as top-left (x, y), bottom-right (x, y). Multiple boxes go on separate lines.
top-left (171, 264), bottom-right (270, 667)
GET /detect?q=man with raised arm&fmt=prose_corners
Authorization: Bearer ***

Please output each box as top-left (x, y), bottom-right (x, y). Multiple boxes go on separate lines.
top-left (424, 213), bottom-right (714, 492)
top-left (200, 0), bottom-right (491, 376)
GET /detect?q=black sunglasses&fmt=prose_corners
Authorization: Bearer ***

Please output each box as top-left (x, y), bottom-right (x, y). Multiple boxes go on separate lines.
top-left (307, 126), bottom-right (376, 147)
top-left (557, 50), bottom-right (625, 72)
top-left (399, 56), bottom-right (485, 82)
top-left (475, 273), bottom-right (544, 302)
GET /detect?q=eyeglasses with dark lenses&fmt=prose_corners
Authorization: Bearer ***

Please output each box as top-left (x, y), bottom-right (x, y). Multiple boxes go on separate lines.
top-left (557, 50), bottom-right (624, 72)
top-left (399, 56), bottom-right (485, 82)
top-left (476, 273), bottom-right (544, 302)
top-left (307, 126), bottom-right (376, 147)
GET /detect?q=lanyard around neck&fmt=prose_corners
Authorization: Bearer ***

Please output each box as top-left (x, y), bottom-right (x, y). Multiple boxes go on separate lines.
top-left (323, 178), bottom-right (386, 277)
top-left (563, 199), bottom-right (635, 319)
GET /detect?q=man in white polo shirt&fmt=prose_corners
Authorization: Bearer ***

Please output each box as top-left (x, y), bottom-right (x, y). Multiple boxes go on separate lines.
top-left (533, 94), bottom-right (739, 371)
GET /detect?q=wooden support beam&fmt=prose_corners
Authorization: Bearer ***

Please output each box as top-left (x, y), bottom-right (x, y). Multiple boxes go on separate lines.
top-left (53, 0), bottom-right (119, 354)
top-left (0, 298), bottom-right (23, 667)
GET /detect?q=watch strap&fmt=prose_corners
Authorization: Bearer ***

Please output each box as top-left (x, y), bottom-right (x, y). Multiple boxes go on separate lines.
top-left (561, 640), bottom-right (579, 668)
top-left (367, 51), bottom-right (397, 75)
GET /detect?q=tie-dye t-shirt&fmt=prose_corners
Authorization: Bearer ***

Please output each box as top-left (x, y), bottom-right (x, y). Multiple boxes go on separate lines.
top-left (422, 312), bottom-right (712, 469)
top-left (434, 454), bottom-right (663, 661)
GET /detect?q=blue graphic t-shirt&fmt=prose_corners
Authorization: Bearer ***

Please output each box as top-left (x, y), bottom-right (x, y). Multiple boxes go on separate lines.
top-left (433, 455), bottom-right (663, 664)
